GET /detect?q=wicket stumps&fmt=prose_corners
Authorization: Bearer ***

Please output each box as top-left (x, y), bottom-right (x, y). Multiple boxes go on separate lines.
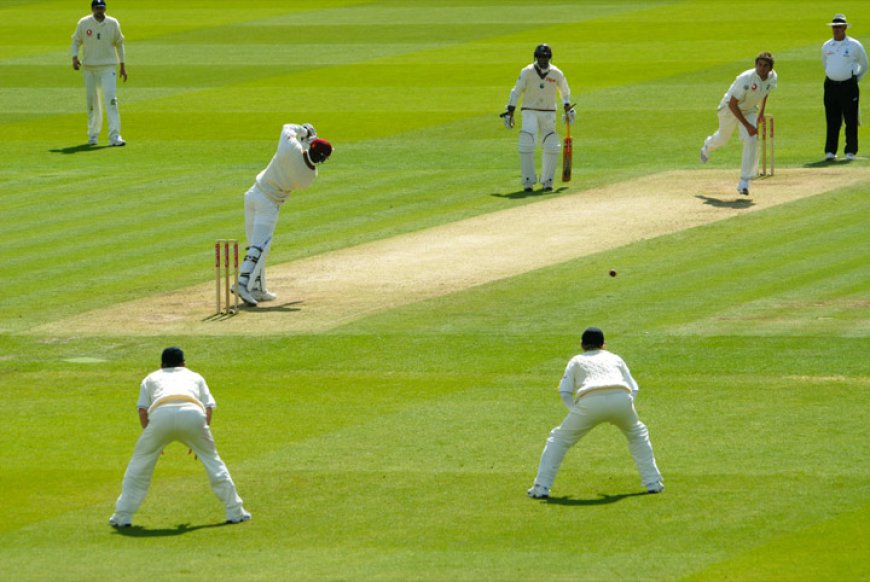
top-left (760, 116), bottom-right (775, 176)
top-left (214, 239), bottom-right (239, 315)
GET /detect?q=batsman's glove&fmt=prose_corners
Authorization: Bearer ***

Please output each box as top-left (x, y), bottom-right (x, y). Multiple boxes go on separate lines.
top-left (500, 106), bottom-right (515, 129)
top-left (302, 123), bottom-right (317, 140)
top-left (562, 106), bottom-right (576, 125)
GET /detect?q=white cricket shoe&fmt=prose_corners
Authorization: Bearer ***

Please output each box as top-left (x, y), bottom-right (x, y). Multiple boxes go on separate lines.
top-left (251, 288), bottom-right (277, 302)
top-left (232, 283), bottom-right (258, 306)
top-left (825, 152), bottom-right (836, 161)
top-left (109, 513), bottom-right (132, 528)
top-left (110, 137), bottom-right (126, 147)
top-left (699, 146), bottom-right (709, 163)
top-left (88, 136), bottom-right (98, 146)
top-left (226, 509), bottom-right (252, 524)
top-left (845, 153), bottom-right (857, 161)
top-left (737, 180), bottom-right (749, 196)
top-left (527, 484), bottom-right (550, 499)
top-left (646, 481), bottom-right (665, 494)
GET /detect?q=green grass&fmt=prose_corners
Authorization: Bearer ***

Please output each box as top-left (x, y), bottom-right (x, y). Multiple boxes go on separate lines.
top-left (1, 0), bottom-right (869, 579)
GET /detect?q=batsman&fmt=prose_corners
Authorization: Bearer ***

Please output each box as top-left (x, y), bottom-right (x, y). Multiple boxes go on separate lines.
top-left (502, 44), bottom-right (575, 192)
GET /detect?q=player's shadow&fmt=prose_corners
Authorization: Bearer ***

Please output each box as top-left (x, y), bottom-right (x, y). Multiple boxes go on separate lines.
top-left (49, 144), bottom-right (110, 154)
top-left (492, 186), bottom-right (568, 200)
top-left (250, 300), bottom-right (304, 313)
top-left (111, 522), bottom-right (228, 537)
top-left (544, 491), bottom-right (650, 506)
top-left (803, 157), bottom-right (855, 167)
top-left (695, 195), bottom-right (754, 209)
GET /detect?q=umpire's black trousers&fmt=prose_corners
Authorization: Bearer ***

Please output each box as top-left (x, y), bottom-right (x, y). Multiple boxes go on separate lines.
top-left (824, 76), bottom-right (860, 156)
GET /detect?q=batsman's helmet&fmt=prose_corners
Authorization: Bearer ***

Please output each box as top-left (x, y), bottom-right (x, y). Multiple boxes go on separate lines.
top-left (534, 44), bottom-right (552, 67)
top-left (309, 138), bottom-right (333, 164)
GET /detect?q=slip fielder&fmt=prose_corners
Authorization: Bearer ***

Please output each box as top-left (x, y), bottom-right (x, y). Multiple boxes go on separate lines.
top-left (109, 347), bottom-right (251, 527)
top-left (528, 327), bottom-right (663, 499)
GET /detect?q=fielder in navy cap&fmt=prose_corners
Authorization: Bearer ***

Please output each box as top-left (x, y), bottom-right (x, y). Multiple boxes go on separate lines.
top-left (580, 326), bottom-right (605, 349)
top-left (161, 346), bottom-right (185, 368)
top-left (527, 324), bottom-right (664, 499)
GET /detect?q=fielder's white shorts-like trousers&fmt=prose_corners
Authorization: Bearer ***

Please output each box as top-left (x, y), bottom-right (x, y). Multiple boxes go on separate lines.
top-left (704, 109), bottom-right (760, 181)
top-left (533, 390), bottom-right (662, 490)
top-left (83, 65), bottom-right (121, 143)
top-left (113, 403), bottom-right (246, 521)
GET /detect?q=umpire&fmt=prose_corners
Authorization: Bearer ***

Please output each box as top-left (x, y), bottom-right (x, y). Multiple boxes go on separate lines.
top-left (821, 14), bottom-right (868, 161)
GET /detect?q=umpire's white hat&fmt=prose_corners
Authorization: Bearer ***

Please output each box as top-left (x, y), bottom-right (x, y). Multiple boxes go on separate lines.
top-left (827, 14), bottom-right (849, 27)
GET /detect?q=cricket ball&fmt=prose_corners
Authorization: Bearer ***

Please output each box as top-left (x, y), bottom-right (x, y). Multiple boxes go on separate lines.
top-left (609, 269), bottom-right (617, 277)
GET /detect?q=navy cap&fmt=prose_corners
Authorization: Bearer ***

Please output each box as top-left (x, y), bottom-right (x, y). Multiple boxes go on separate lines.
top-left (581, 327), bottom-right (605, 348)
top-left (92, 0), bottom-right (107, 8)
top-left (161, 347), bottom-right (185, 368)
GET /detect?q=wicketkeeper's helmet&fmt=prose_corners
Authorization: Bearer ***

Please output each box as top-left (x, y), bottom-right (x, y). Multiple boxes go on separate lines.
top-left (534, 44), bottom-right (552, 68)
top-left (309, 138), bottom-right (333, 164)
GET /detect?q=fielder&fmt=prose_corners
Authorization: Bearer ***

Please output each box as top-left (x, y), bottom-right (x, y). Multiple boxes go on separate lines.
top-left (70, 0), bottom-right (127, 147)
top-left (234, 124), bottom-right (333, 306)
top-left (700, 52), bottom-right (777, 196)
top-left (109, 347), bottom-right (251, 527)
top-left (502, 44), bottom-right (575, 192)
top-left (528, 327), bottom-right (663, 499)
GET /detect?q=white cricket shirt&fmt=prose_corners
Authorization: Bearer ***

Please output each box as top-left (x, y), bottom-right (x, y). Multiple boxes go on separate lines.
top-left (137, 367), bottom-right (216, 411)
top-left (822, 36), bottom-right (868, 82)
top-left (558, 349), bottom-right (639, 401)
top-left (508, 64), bottom-right (571, 111)
top-left (255, 124), bottom-right (317, 204)
top-left (717, 68), bottom-right (777, 113)
top-left (71, 14), bottom-right (125, 66)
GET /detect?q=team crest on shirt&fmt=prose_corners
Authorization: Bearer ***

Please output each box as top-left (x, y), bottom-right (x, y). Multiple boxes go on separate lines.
top-left (751, 83), bottom-right (758, 91)
top-left (86, 29), bottom-right (93, 36)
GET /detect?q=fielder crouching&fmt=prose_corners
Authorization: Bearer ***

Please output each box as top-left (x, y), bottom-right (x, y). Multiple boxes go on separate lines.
top-left (109, 347), bottom-right (251, 527)
top-left (528, 327), bottom-right (663, 499)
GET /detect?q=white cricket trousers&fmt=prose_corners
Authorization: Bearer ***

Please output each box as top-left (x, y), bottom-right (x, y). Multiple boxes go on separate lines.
top-left (533, 390), bottom-right (663, 490)
top-left (82, 65), bottom-right (121, 143)
top-left (240, 185), bottom-right (281, 287)
top-left (704, 108), bottom-right (759, 181)
top-left (113, 403), bottom-right (246, 521)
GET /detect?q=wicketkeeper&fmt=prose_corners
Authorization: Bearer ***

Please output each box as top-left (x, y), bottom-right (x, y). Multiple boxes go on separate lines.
top-left (502, 44), bottom-right (575, 192)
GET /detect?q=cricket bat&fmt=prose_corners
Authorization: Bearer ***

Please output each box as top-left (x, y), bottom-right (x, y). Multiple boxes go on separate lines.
top-left (562, 106), bottom-right (574, 182)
